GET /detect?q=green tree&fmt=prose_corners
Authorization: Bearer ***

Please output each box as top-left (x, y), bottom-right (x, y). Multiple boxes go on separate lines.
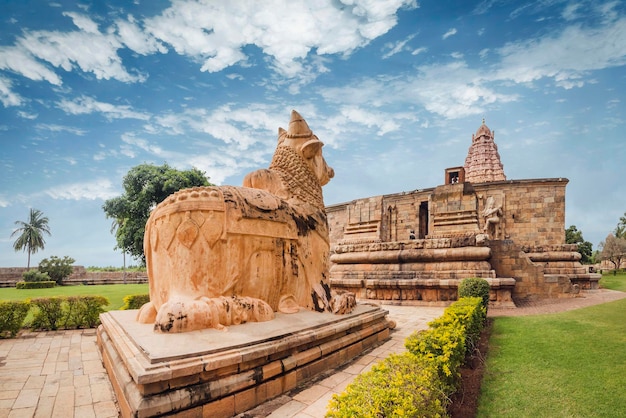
top-left (599, 233), bottom-right (626, 272)
top-left (616, 212), bottom-right (626, 239)
top-left (103, 163), bottom-right (211, 263)
top-left (11, 208), bottom-right (51, 269)
top-left (565, 225), bottom-right (593, 264)
top-left (38, 255), bottom-right (76, 284)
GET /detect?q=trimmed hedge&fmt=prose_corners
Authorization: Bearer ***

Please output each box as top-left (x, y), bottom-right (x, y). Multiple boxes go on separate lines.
top-left (0, 301), bottom-right (31, 338)
top-left (458, 277), bottom-right (490, 312)
top-left (121, 294), bottom-right (150, 310)
top-left (327, 297), bottom-right (486, 417)
top-left (326, 352), bottom-right (447, 418)
top-left (22, 270), bottom-right (51, 282)
top-left (29, 295), bottom-right (109, 331)
top-left (405, 297), bottom-right (486, 392)
top-left (16, 280), bottom-right (56, 289)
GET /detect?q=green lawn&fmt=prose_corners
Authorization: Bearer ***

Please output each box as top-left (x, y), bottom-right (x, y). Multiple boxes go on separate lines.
top-left (0, 283), bottom-right (149, 311)
top-left (599, 270), bottom-right (626, 292)
top-left (478, 297), bottom-right (626, 417)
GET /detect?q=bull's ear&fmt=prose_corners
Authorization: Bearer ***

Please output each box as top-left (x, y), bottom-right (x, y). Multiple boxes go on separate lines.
top-left (301, 139), bottom-right (323, 159)
top-left (277, 127), bottom-right (287, 145)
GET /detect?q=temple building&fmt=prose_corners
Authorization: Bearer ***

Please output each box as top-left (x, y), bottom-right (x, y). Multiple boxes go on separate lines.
top-left (327, 121), bottom-right (600, 306)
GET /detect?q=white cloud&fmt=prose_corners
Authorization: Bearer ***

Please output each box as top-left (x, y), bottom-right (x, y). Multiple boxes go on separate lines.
top-left (0, 46), bottom-right (62, 85)
top-left (495, 17), bottom-right (626, 88)
top-left (0, 75), bottom-right (23, 107)
top-left (18, 27), bottom-right (144, 83)
top-left (411, 47), bottom-right (427, 55)
top-left (57, 96), bottom-right (150, 120)
top-left (115, 15), bottom-right (168, 55)
top-left (442, 28), bottom-right (457, 39)
top-left (62, 11), bottom-right (100, 34)
top-left (319, 60), bottom-right (518, 121)
top-left (45, 178), bottom-right (119, 200)
top-left (562, 3), bottom-right (583, 21)
top-left (35, 123), bottom-right (86, 136)
top-left (382, 34), bottom-right (416, 59)
top-left (145, 0), bottom-right (416, 79)
top-left (17, 111), bottom-right (37, 119)
top-left (338, 106), bottom-right (401, 135)
top-left (151, 104), bottom-right (282, 150)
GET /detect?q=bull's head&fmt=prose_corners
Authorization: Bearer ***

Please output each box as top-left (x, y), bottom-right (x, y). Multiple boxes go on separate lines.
top-left (278, 110), bottom-right (334, 186)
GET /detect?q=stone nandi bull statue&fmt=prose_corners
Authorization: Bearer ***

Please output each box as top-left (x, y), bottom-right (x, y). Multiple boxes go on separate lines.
top-left (137, 110), bottom-right (356, 332)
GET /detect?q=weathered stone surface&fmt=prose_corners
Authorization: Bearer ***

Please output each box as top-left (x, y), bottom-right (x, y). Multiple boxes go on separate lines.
top-left (137, 110), bottom-right (355, 333)
top-left (98, 305), bottom-right (391, 418)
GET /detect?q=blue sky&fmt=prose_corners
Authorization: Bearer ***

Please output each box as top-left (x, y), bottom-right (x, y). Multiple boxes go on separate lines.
top-left (1, 0), bottom-right (625, 268)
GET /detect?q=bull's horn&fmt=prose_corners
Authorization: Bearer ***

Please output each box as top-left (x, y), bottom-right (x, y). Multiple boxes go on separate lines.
top-left (287, 110), bottom-right (312, 138)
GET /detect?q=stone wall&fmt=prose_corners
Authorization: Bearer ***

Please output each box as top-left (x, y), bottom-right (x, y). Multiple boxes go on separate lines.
top-left (326, 177), bottom-right (600, 304)
top-left (0, 266), bottom-right (147, 287)
top-left (478, 179), bottom-right (567, 247)
top-left (327, 178), bottom-right (569, 251)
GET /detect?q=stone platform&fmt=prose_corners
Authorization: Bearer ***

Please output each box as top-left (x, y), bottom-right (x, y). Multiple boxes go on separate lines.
top-left (97, 304), bottom-right (391, 418)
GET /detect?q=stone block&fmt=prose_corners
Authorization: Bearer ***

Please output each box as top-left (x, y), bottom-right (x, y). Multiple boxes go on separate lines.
top-left (202, 396), bottom-right (234, 418)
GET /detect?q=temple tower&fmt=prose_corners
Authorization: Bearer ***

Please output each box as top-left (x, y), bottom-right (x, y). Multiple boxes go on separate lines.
top-left (464, 120), bottom-right (506, 183)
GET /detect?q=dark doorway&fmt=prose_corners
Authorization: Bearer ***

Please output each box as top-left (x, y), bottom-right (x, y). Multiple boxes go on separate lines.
top-left (419, 201), bottom-right (429, 239)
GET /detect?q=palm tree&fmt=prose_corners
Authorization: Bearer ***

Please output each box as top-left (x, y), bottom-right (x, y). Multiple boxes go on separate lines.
top-left (11, 208), bottom-right (51, 269)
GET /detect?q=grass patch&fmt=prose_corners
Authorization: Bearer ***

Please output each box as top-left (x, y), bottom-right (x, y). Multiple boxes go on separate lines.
top-left (478, 298), bottom-right (626, 417)
top-left (600, 271), bottom-right (626, 291)
top-left (0, 284), bottom-right (148, 311)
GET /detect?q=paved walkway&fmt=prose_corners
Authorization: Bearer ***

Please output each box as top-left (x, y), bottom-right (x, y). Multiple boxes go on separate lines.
top-left (1, 289), bottom-right (624, 418)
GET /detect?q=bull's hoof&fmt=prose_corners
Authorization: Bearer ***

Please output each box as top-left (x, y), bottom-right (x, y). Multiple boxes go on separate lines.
top-left (136, 301), bottom-right (157, 324)
top-left (278, 294), bottom-right (301, 314)
top-left (330, 290), bottom-right (357, 315)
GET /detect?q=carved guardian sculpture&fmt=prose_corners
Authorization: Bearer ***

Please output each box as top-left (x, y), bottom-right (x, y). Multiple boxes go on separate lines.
top-left (137, 110), bottom-right (356, 332)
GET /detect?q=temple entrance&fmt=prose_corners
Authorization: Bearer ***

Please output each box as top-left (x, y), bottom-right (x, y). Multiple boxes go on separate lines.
top-left (419, 201), bottom-right (428, 239)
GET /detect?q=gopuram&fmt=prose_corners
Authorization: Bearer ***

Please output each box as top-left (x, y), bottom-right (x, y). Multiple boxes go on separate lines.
top-left (97, 111), bottom-right (391, 417)
top-left (327, 120), bottom-right (601, 306)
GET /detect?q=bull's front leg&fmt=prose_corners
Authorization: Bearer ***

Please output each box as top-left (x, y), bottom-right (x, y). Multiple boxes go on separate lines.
top-left (153, 296), bottom-right (275, 333)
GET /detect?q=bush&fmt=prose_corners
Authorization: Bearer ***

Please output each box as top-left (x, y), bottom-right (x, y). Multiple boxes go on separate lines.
top-left (121, 294), bottom-right (150, 310)
top-left (0, 301), bottom-right (30, 338)
top-left (31, 297), bottom-right (64, 330)
top-left (16, 280), bottom-right (56, 289)
top-left (22, 270), bottom-right (50, 282)
top-left (406, 297), bottom-right (486, 391)
top-left (38, 255), bottom-right (75, 284)
top-left (29, 295), bottom-right (109, 330)
top-left (63, 296), bottom-right (108, 328)
top-left (327, 297), bottom-right (487, 417)
top-left (327, 352), bottom-right (448, 418)
top-left (458, 277), bottom-right (491, 311)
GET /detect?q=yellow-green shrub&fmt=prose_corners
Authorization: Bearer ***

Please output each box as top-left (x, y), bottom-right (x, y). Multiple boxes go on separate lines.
top-left (0, 301), bottom-right (30, 338)
top-left (327, 297), bottom-right (486, 417)
top-left (327, 352), bottom-right (448, 418)
top-left (405, 297), bottom-right (485, 391)
top-left (458, 277), bottom-right (490, 312)
top-left (121, 294), bottom-right (150, 310)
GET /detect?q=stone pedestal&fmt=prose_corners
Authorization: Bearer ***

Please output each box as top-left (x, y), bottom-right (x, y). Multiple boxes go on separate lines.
top-left (97, 305), bottom-right (391, 418)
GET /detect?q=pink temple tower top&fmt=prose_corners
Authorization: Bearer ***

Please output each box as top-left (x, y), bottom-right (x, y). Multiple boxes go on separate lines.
top-left (463, 119), bottom-right (506, 183)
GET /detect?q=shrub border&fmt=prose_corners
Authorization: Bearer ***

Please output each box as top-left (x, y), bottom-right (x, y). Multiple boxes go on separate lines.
top-left (327, 297), bottom-right (486, 417)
